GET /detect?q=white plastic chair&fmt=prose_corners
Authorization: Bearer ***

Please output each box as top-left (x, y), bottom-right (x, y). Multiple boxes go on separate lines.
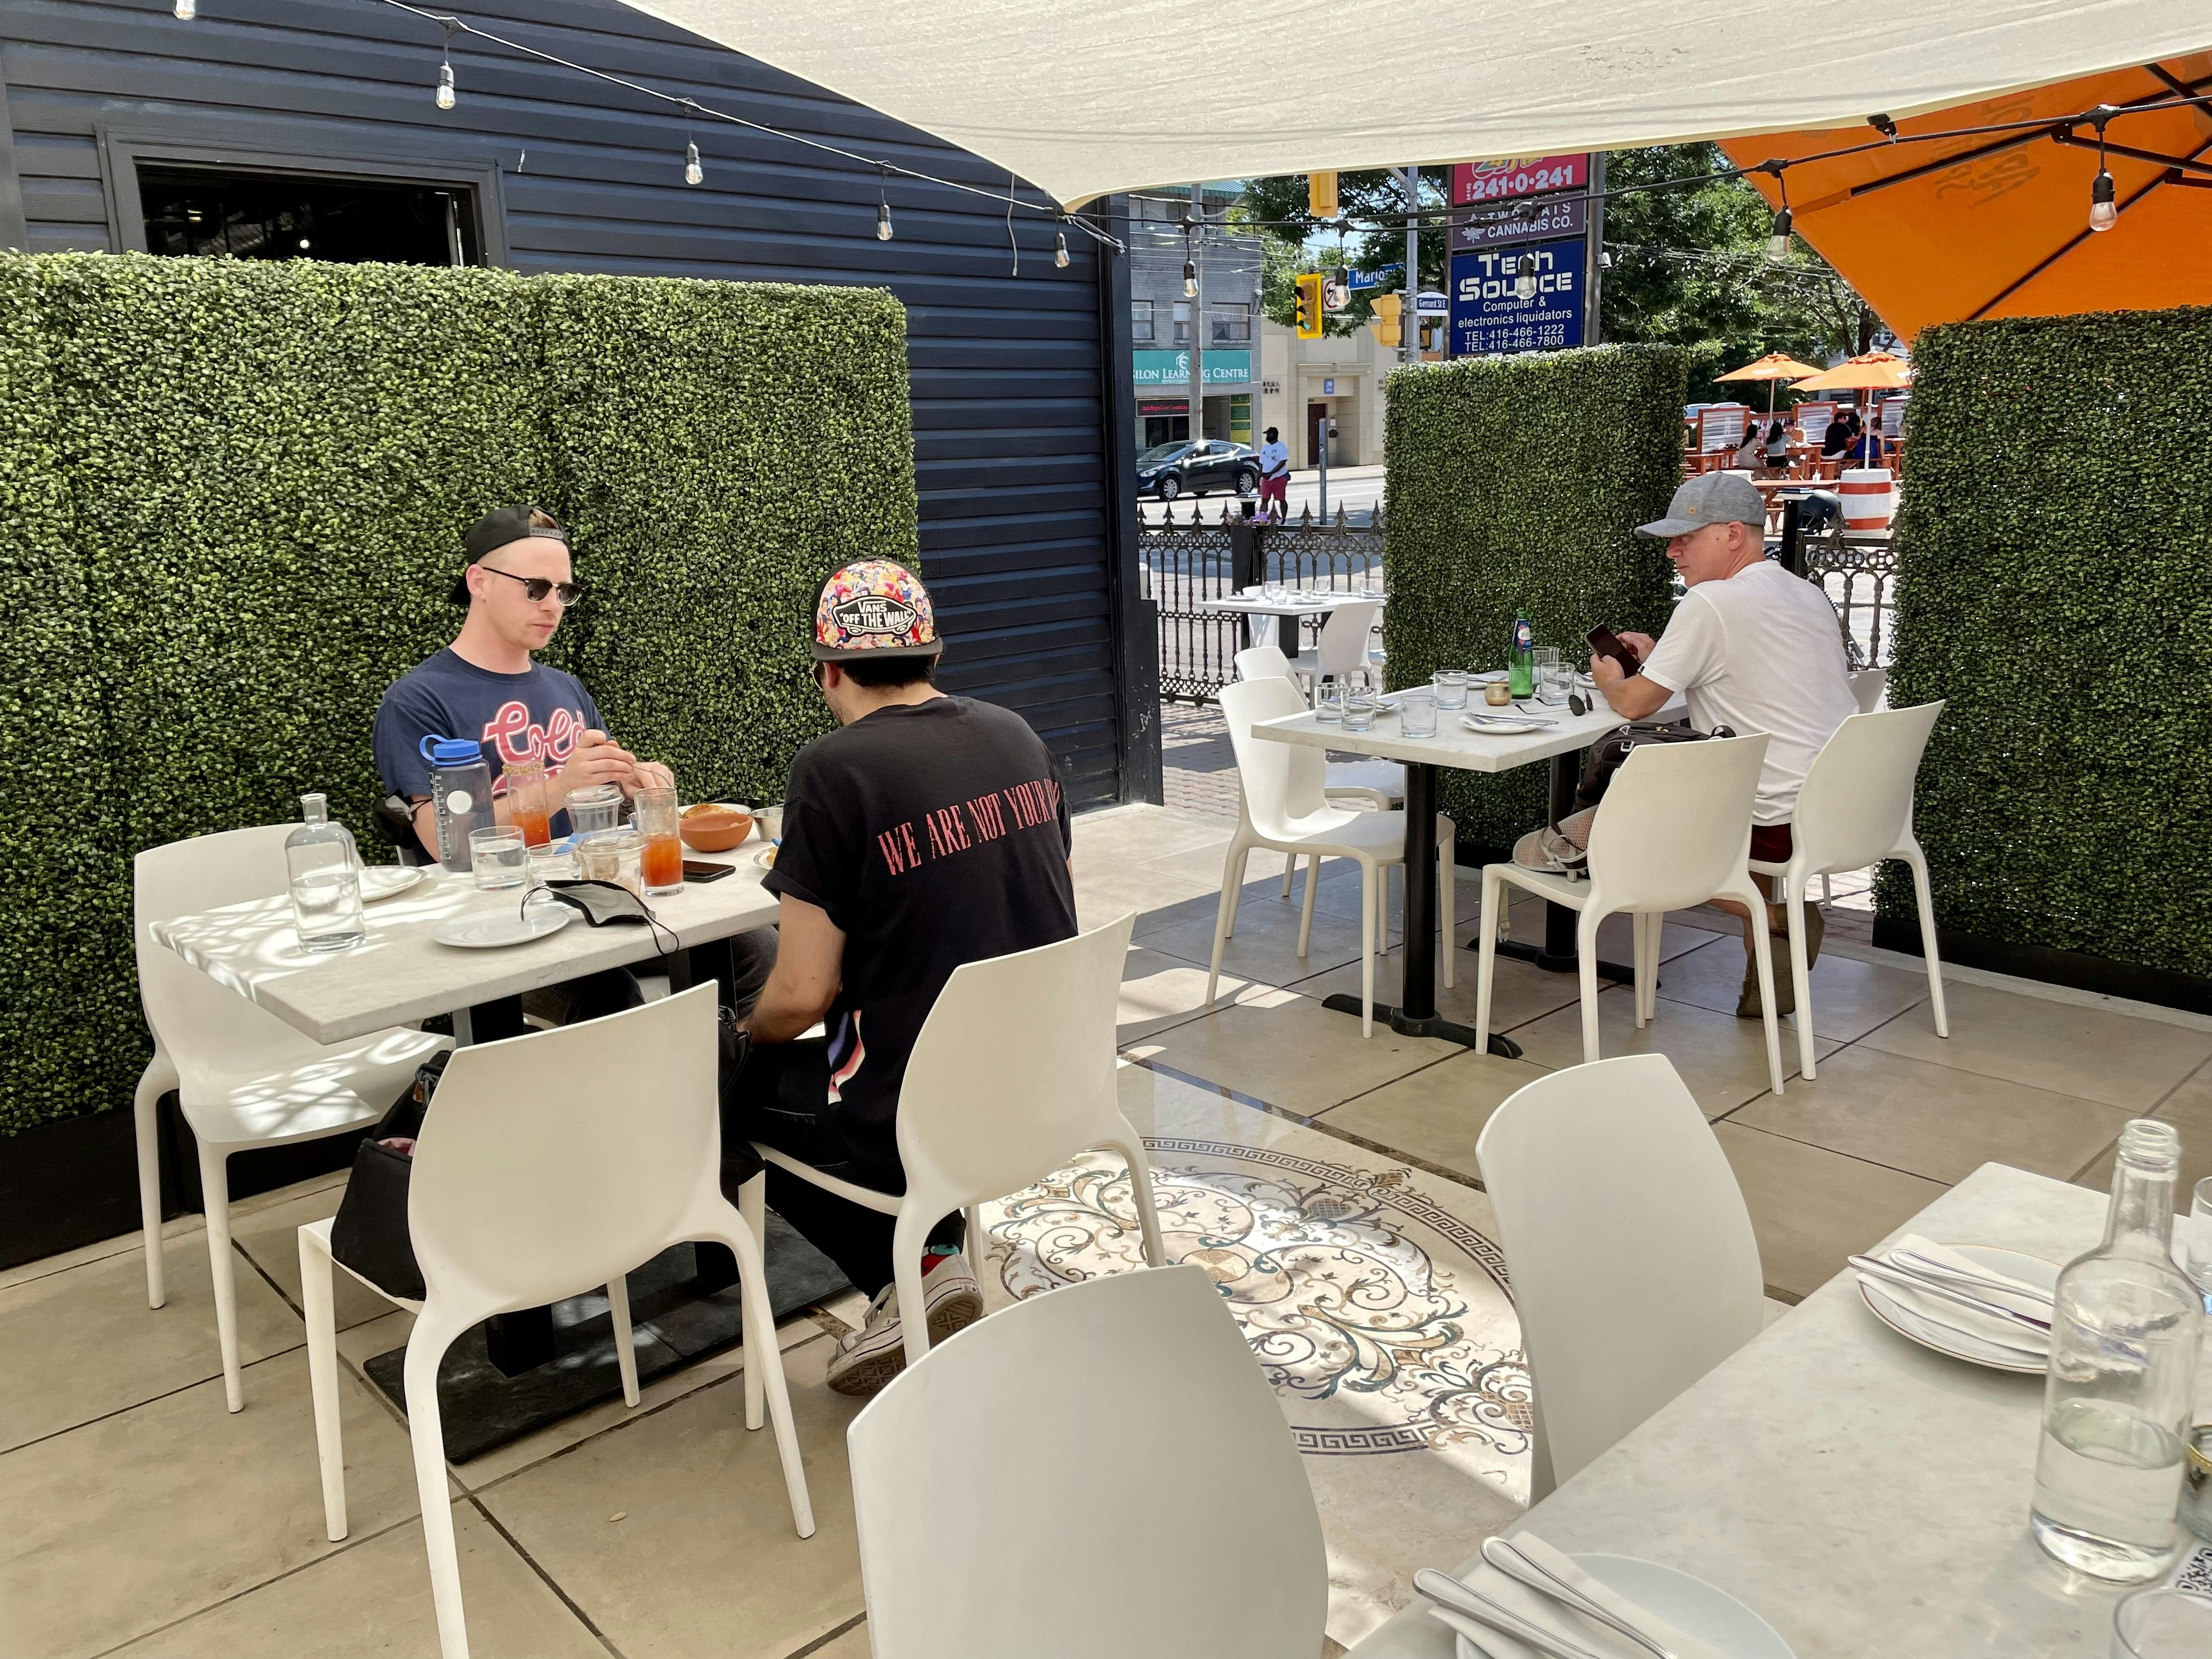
top-left (1236, 585), bottom-right (1280, 652)
top-left (750, 915), bottom-right (1165, 1381)
top-left (847, 1263), bottom-right (1327, 1659)
top-left (1290, 598), bottom-right (1381, 691)
top-left (1472, 735), bottom-right (1787, 1094)
top-left (298, 985), bottom-right (812, 1659)
top-left (134, 825), bottom-right (449, 1412)
top-left (1477, 1056), bottom-right (1764, 1496)
top-left (1750, 702), bottom-right (1950, 1082)
top-left (1230, 644), bottom-right (1462, 980)
top-left (1811, 669), bottom-right (1891, 902)
top-left (1212, 677), bottom-right (1419, 1036)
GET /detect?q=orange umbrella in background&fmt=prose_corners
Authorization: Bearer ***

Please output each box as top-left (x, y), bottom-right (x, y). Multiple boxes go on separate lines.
top-left (1717, 352), bottom-right (1825, 414)
top-left (1722, 53), bottom-right (2212, 342)
top-left (1790, 351), bottom-right (1915, 392)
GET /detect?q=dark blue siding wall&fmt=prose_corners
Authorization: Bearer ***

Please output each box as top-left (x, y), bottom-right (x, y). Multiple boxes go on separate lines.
top-left (0, 0), bottom-right (1142, 806)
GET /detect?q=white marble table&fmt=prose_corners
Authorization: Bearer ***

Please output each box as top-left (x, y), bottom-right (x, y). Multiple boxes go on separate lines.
top-left (151, 840), bottom-right (780, 1045)
top-left (1252, 692), bottom-right (1684, 1055)
top-left (1349, 1162), bottom-right (2142, 1658)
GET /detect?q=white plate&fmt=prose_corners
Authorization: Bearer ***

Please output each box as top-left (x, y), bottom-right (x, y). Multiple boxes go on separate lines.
top-left (1857, 1243), bottom-right (2058, 1375)
top-left (432, 905), bottom-right (573, 949)
top-left (358, 866), bottom-right (425, 902)
top-left (755, 847), bottom-right (777, 870)
top-left (1451, 1552), bottom-right (1795, 1658)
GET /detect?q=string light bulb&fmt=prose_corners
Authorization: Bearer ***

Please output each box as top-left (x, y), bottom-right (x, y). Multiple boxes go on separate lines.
top-left (684, 142), bottom-right (703, 186)
top-left (2089, 109), bottom-right (2118, 232)
top-left (1766, 206), bottom-right (1793, 260)
top-left (876, 165), bottom-right (894, 240)
top-left (1182, 258), bottom-right (1198, 298)
top-left (1868, 112), bottom-right (1898, 140)
top-left (1054, 228), bottom-right (1069, 269)
top-left (436, 59), bottom-right (455, 110)
top-left (1511, 257), bottom-right (1537, 301)
top-left (173, 0), bottom-right (195, 18)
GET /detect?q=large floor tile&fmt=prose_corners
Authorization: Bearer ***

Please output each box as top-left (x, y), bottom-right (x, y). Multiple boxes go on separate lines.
top-left (1289, 943), bottom-right (1583, 1038)
top-left (1652, 933), bottom-right (1935, 1042)
top-left (1114, 1059), bottom-right (1310, 1150)
top-left (1316, 1050), bottom-right (1555, 1183)
top-left (1136, 890), bottom-right (1376, 986)
top-left (1069, 803), bottom-right (1233, 866)
top-left (0, 1234), bottom-right (305, 1453)
top-left (1, 1348), bottom-right (426, 1658)
top-left (111, 1498), bottom-right (605, 1659)
top-left (231, 1183), bottom-right (394, 1334)
top-left (1125, 986), bottom-right (1466, 1116)
top-left (2072, 1056), bottom-right (2212, 1197)
top-left (476, 1336), bottom-right (864, 1659)
top-left (1118, 943), bottom-right (1282, 1045)
top-left (1711, 1122), bottom-right (1950, 1300)
top-left (1858, 979), bottom-right (2212, 1111)
top-left (1503, 988), bottom-right (1834, 1118)
top-left (800, 1619), bottom-right (873, 1657)
top-left (1734, 1045), bottom-right (2132, 1186)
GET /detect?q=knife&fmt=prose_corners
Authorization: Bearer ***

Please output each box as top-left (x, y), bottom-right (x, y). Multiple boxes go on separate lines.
top-left (1480, 1539), bottom-right (1677, 1659)
top-left (1414, 1569), bottom-right (1606, 1659)
top-left (1848, 1255), bottom-right (2053, 1335)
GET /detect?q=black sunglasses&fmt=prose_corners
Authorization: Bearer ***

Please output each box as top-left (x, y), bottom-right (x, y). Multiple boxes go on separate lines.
top-left (477, 564), bottom-right (582, 606)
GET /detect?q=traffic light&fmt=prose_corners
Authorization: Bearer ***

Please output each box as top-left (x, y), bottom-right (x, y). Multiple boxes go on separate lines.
top-left (1308, 171), bottom-right (1338, 219)
top-left (1368, 292), bottom-right (1402, 348)
top-left (1295, 274), bottom-right (1324, 340)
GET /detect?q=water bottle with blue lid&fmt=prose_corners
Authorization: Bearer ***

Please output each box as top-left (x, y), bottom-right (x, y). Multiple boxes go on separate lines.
top-left (420, 734), bottom-right (493, 871)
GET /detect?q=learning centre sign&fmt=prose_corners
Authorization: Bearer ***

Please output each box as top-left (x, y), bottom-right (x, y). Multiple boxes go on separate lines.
top-left (1133, 349), bottom-right (1252, 387)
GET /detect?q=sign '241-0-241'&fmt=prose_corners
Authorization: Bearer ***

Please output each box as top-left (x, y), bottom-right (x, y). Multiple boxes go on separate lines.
top-left (1446, 155), bottom-right (1591, 358)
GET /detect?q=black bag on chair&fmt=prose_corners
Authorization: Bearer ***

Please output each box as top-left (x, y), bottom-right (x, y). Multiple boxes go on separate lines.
top-left (329, 1050), bottom-right (448, 1302)
top-left (1570, 718), bottom-right (1739, 817)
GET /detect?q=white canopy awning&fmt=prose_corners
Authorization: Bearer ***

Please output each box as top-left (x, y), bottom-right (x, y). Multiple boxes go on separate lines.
top-left (619, 1), bottom-right (2208, 206)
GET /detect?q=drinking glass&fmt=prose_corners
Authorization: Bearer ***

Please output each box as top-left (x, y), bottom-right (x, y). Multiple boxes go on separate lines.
top-left (469, 826), bottom-right (530, 891)
top-left (1342, 694), bottom-right (1377, 732)
top-left (1399, 691), bottom-right (1439, 738)
top-left (2183, 1177), bottom-right (2212, 1542)
top-left (632, 785), bottom-right (685, 896)
top-left (1263, 579), bottom-right (1285, 606)
top-left (503, 755), bottom-right (552, 848)
top-left (1483, 679), bottom-right (1515, 707)
top-left (2112, 1589), bottom-right (2212, 1658)
top-left (1537, 659), bottom-right (1573, 707)
top-left (565, 783), bottom-right (624, 837)
top-left (1432, 670), bottom-right (1469, 710)
top-left (757, 804), bottom-right (785, 844)
top-left (1363, 567), bottom-right (1385, 598)
top-left (1530, 647), bottom-right (1562, 704)
top-left (578, 828), bottom-right (646, 899)
top-left (1314, 682), bottom-right (1344, 724)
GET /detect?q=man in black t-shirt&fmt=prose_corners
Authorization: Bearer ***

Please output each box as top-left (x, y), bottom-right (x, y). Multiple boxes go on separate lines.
top-left (722, 557), bottom-right (1076, 1396)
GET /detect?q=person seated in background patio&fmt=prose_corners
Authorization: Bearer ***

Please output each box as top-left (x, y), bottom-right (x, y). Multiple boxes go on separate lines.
top-left (719, 558), bottom-right (1077, 1397)
top-left (1820, 408), bottom-right (1855, 462)
top-left (1588, 472), bottom-right (1856, 1017)
top-left (373, 505), bottom-right (726, 1025)
top-left (1762, 417), bottom-right (1790, 474)
top-left (1729, 424), bottom-right (1764, 471)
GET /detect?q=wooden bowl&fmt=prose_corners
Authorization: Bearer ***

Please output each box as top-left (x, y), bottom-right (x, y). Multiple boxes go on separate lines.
top-left (679, 804), bottom-right (753, 853)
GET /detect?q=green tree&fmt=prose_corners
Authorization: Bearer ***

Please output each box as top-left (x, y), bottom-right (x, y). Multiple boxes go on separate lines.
top-left (1599, 144), bottom-right (1872, 404)
top-left (1235, 170), bottom-right (1451, 335)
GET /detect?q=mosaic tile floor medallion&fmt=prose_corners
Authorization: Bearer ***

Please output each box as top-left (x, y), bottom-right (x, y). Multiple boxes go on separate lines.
top-left (981, 1128), bottom-right (1532, 1644)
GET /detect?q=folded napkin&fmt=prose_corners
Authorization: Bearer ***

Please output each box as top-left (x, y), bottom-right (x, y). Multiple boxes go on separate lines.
top-left (1428, 1534), bottom-right (1729, 1659)
top-left (1855, 1233), bottom-right (2050, 1358)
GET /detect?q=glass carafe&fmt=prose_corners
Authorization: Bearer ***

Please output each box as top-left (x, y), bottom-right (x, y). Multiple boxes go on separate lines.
top-left (286, 792), bottom-right (365, 953)
top-left (2030, 1119), bottom-right (2203, 1581)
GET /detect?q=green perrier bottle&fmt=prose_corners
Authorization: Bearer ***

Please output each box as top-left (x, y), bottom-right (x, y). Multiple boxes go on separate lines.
top-left (1508, 612), bottom-right (1535, 698)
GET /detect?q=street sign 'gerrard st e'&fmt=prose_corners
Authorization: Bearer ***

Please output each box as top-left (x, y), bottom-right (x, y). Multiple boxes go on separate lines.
top-left (1449, 238), bottom-right (1586, 358)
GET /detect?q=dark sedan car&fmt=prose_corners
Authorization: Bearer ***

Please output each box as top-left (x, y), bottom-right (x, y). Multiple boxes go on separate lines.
top-left (1136, 440), bottom-right (1260, 500)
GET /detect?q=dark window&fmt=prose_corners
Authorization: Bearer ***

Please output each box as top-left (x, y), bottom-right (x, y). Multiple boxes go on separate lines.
top-left (1172, 301), bottom-right (1189, 346)
top-left (138, 165), bottom-right (481, 265)
top-left (1131, 298), bottom-right (1155, 343)
top-left (1210, 302), bottom-right (1251, 343)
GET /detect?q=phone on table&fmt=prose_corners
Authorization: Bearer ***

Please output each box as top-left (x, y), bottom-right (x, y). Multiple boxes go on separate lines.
top-left (681, 861), bottom-right (735, 884)
top-left (1585, 625), bottom-right (1641, 674)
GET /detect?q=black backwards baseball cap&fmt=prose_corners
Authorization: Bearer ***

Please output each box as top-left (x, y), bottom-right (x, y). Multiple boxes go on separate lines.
top-left (451, 505), bottom-right (572, 605)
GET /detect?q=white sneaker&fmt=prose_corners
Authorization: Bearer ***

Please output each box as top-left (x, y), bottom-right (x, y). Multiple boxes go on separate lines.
top-left (825, 1254), bottom-right (984, 1397)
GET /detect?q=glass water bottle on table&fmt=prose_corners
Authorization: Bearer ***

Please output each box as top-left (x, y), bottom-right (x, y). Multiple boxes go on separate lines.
top-left (1508, 612), bottom-right (1535, 698)
top-left (286, 792), bottom-right (365, 953)
top-left (2030, 1119), bottom-right (2203, 1581)
top-left (418, 735), bottom-right (493, 871)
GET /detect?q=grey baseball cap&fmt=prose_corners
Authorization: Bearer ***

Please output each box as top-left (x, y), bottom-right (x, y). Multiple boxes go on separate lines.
top-left (1636, 471), bottom-right (1766, 539)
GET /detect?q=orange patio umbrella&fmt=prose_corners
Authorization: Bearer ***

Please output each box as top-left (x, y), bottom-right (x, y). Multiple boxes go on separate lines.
top-left (1716, 352), bottom-right (1825, 414)
top-left (1790, 351), bottom-right (1914, 392)
top-left (1722, 52), bottom-right (2212, 343)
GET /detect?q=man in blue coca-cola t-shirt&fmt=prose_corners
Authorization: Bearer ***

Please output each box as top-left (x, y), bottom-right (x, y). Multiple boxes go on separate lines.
top-left (372, 505), bottom-right (668, 860)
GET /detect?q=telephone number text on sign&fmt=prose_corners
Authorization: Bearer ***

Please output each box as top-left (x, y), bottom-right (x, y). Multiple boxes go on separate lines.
top-left (1448, 240), bottom-right (1585, 357)
top-left (1451, 155), bottom-right (1589, 205)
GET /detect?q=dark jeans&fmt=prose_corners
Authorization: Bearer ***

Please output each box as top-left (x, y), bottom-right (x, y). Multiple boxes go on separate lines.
top-left (718, 1039), bottom-right (960, 1297)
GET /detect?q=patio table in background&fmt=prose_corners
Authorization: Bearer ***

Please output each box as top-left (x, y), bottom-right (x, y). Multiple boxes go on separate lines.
top-left (1198, 589), bottom-right (1385, 653)
top-left (1347, 1162), bottom-right (2152, 1657)
top-left (1254, 689), bottom-right (1681, 1058)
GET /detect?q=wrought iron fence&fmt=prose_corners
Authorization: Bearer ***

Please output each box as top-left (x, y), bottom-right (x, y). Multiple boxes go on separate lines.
top-left (1139, 501), bottom-right (1386, 701)
top-left (1799, 525), bottom-right (1899, 669)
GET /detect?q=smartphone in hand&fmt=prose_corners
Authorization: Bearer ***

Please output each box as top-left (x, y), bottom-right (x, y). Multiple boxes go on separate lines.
top-left (1585, 625), bottom-right (1641, 673)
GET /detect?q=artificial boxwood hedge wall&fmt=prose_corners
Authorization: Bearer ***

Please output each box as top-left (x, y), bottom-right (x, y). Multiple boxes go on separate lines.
top-left (1879, 304), bottom-right (2212, 978)
top-left (1381, 345), bottom-right (1687, 848)
top-left (0, 253), bottom-right (914, 1134)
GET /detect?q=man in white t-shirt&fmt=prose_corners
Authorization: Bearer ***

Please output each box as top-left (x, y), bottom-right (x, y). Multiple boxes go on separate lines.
top-left (1590, 471), bottom-right (1857, 1017)
top-left (1256, 426), bottom-right (1291, 522)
